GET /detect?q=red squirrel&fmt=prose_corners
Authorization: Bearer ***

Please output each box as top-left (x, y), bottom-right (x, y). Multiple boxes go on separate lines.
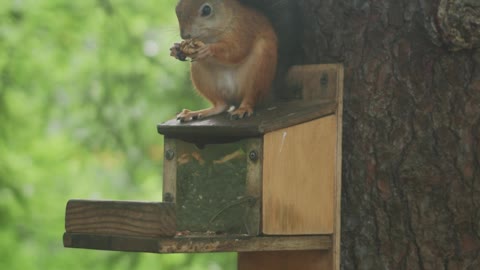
top-left (171, 0), bottom-right (300, 122)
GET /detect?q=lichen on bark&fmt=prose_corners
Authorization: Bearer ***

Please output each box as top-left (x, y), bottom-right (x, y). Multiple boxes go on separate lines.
top-left (423, 0), bottom-right (480, 50)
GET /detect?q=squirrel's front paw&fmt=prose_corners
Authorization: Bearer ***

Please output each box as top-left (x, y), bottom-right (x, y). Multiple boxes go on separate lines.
top-left (177, 109), bottom-right (203, 122)
top-left (229, 107), bottom-right (254, 120)
top-left (192, 44), bottom-right (212, 61)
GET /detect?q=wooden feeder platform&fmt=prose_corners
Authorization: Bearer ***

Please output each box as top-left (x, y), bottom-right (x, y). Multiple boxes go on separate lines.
top-left (63, 64), bottom-right (344, 270)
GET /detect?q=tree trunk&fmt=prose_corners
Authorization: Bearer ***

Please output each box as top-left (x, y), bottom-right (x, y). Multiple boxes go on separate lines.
top-left (298, 0), bottom-right (480, 269)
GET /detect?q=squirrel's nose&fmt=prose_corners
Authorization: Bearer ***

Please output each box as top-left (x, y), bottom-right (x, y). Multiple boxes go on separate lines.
top-left (181, 32), bottom-right (192, 40)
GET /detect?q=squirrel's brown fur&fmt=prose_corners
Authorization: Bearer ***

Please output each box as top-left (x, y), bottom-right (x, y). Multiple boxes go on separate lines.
top-left (174, 0), bottom-right (278, 121)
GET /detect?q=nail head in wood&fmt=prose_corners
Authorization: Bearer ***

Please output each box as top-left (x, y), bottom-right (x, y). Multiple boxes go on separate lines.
top-left (165, 149), bottom-right (175, 161)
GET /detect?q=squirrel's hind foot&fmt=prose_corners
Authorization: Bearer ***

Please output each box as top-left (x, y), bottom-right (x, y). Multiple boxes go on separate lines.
top-left (176, 109), bottom-right (201, 122)
top-left (176, 105), bottom-right (228, 123)
top-left (229, 107), bottom-right (254, 120)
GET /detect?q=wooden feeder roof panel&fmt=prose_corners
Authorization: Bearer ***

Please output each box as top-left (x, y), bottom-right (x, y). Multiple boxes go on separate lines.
top-left (157, 100), bottom-right (336, 139)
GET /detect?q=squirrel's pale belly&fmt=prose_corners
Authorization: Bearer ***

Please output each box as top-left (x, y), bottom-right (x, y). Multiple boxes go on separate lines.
top-left (216, 69), bottom-right (237, 98)
top-left (191, 61), bottom-right (244, 103)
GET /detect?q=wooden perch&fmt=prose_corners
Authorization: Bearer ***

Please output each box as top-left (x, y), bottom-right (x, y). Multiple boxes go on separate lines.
top-left (65, 200), bottom-right (176, 237)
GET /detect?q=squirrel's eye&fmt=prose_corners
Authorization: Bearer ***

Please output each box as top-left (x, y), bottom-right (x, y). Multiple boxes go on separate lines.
top-left (200, 4), bottom-right (212, 17)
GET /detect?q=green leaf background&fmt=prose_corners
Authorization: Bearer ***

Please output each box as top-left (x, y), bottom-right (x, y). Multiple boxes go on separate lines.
top-left (0, 0), bottom-right (235, 269)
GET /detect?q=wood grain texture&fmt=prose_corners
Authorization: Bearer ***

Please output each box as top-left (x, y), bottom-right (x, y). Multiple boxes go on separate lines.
top-left (238, 250), bottom-right (333, 270)
top-left (262, 115), bottom-right (337, 235)
top-left (65, 200), bottom-right (176, 237)
top-left (63, 233), bottom-right (332, 253)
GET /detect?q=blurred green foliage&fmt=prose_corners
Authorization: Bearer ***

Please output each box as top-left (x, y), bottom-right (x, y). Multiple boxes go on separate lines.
top-left (0, 0), bottom-right (235, 269)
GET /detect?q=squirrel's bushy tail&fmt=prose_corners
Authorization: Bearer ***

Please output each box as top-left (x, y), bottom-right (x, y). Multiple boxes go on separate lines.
top-left (240, 0), bottom-right (302, 100)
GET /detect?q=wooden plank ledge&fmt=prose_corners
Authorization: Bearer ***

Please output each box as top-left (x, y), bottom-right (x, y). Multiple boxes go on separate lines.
top-left (63, 233), bottom-right (333, 254)
top-left (65, 200), bottom-right (176, 237)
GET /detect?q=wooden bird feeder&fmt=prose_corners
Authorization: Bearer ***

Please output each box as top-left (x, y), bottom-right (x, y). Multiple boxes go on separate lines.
top-left (63, 64), bottom-right (344, 270)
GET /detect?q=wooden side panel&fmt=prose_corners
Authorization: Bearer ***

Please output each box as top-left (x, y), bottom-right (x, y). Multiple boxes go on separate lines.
top-left (262, 115), bottom-right (337, 235)
top-left (163, 138), bottom-right (177, 203)
top-left (65, 200), bottom-right (176, 237)
top-left (238, 250), bottom-right (332, 270)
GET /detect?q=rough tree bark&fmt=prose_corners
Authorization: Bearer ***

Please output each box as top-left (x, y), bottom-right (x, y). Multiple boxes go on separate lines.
top-left (298, 0), bottom-right (480, 269)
